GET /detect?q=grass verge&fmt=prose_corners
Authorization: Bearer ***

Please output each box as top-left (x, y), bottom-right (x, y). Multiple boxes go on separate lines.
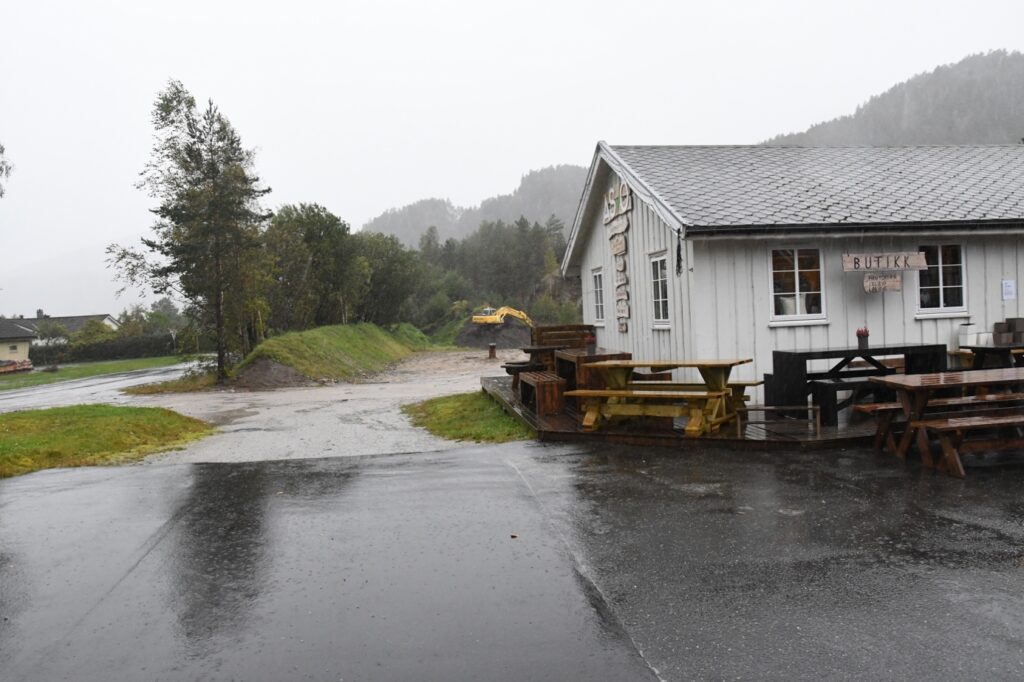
top-left (0, 356), bottom-right (184, 392)
top-left (0, 404), bottom-right (213, 478)
top-left (235, 322), bottom-right (430, 381)
top-left (402, 391), bottom-right (535, 443)
top-left (126, 322), bottom-right (436, 394)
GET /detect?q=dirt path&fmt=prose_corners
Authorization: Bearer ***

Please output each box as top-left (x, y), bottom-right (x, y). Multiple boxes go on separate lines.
top-left (139, 349), bottom-right (522, 464)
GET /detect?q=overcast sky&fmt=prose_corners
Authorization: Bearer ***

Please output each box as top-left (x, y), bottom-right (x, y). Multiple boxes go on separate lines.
top-left (1, 0), bottom-right (1023, 317)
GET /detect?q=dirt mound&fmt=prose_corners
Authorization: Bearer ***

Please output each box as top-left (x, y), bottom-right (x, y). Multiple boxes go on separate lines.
top-left (456, 320), bottom-right (531, 349)
top-left (231, 357), bottom-right (317, 390)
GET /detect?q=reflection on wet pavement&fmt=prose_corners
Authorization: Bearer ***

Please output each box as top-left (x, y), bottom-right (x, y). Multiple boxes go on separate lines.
top-left (5, 441), bottom-right (1024, 680)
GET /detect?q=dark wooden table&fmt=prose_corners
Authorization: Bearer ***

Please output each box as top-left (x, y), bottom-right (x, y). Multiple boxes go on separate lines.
top-left (770, 344), bottom-right (947, 423)
top-left (520, 344), bottom-right (569, 371)
top-left (870, 367), bottom-right (1024, 462)
top-left (555, 347), bottom-right (632, 407)
top-left (960, 344), bottom-right (1024, 369)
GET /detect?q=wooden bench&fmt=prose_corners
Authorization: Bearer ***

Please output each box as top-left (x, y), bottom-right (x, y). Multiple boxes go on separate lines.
top-left (854, 392), bottom-right (1024, 454)
top-left (518, 371), bottom-right (566, 416)
top-left (809, 378), bottom-right (879, 426)
top-left (629, 379), bottom-right (764, 413)
top-left (502, 361), bottom-right (545, 391)
top-left (565, 388), bottom-right (728, 433)
top-left (912, 413), bottom-right (1024, 478)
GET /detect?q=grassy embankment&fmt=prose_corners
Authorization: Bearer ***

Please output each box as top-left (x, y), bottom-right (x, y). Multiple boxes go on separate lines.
top-left (0, 404), bottom-right (212, 478)
top-left (0, 356), bottom-right (184, 392)
top-left (403, 392), bottom-right (534, 443)
top-left (129, 322), bottom-right (433, 394)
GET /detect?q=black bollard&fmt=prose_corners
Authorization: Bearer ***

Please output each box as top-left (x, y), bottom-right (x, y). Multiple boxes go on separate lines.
top-left (488, 343), bottom-right (497, 359)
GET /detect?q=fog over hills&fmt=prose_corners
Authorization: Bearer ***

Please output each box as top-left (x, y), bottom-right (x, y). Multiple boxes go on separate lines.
top-left (362, 164), bottom-right (587, 247)
top-left (365, 50), bottom-right (1024, 249)
top-left (767, 50), bottom-right (1024, 146)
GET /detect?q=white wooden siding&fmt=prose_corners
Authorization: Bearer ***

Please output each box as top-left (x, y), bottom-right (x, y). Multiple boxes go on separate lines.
top-left (577, 172), bottom-right (1024, 398)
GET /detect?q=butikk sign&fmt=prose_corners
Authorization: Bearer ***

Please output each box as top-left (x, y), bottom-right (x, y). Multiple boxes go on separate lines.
top-left (841, 252), bottom-right (927, 272)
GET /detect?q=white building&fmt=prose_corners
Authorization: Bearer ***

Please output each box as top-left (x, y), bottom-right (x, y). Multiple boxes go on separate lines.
top-left (562, 143), bottom-right (1024, 396)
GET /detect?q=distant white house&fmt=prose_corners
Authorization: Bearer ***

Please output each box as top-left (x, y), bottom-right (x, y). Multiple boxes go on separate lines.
top-left (562, 143), bottom-right (1024, 396)
top-left (20, 314), bottom-right (120, 344)
top-left (0, 319), bottom-right (37, 363)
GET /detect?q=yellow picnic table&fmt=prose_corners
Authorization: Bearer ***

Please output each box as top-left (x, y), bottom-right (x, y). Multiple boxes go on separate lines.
top-left (580, 358), bottom-right (753, 436)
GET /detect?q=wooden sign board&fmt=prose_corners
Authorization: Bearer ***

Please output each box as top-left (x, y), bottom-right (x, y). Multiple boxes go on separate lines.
top-left (842, 252), bottom-right (926, 272)
top-left (615, 300), bottom-right (630, 318)
top-left (609, 233), bottom-right (627, 256)
top-left (863, 272), bottom-right (902, 293)
top-left (606, 216), bottom-right (629, 237)
top-left (614, 270), bottom-right (628, 286)
top-left (614, 254), bottom-right (627, 271)
top-left (614, 285), bottom-right (629, 301)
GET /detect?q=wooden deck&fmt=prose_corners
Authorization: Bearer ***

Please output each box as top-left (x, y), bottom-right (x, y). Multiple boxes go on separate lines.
top-left (481, 376), bottom-right (873, 450)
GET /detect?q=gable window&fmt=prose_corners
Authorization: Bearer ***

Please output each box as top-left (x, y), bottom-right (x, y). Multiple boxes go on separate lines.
top-left (8, 345), bottom-right (17, 353)
top-left (918, 244), bottom-right (965, 311)
top-left (592, 270), bottom-right (605, 322)
top-left (651, 254), bottom-right (669, 325)
top-left (771, 248), bottom-right (823, 319)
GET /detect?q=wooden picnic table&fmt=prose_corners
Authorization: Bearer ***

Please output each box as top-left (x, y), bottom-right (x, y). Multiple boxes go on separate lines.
top-left (554, 347), bottom-right (632, 399)
top-left (959, 344), bottom-right (1024, 369)
top-left (581, 358), bottom-right (752, 435)
top-left (769, 344), bottom-right (947, 425)
top-left (870, 367), bottom-right (1024, 463)
top-left (520, 344), bottom-right (568, 371)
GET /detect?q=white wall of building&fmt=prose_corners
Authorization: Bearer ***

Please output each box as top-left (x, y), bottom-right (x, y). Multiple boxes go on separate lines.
top-left (578, 172), bottom-right (1024, 396)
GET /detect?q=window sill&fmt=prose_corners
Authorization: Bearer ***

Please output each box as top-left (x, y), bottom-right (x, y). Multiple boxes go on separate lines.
top-left (652, 324), bottom-right (671, 331)
top-left (593, 322), bottom-right (605, 328)
top-left (914, 310), bottom-right (970, 320)
top-left (768, 318), bottom-right (829, 328)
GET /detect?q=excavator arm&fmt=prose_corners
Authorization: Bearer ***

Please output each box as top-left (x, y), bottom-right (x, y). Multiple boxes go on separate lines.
top-left (471, 306), bottom-right (534, 328)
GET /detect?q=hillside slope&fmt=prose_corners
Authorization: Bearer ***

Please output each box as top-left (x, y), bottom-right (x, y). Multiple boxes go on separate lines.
top-left (767, 50), bottom-right (1024, 146)
top-left (362, 164), bottom-right (586, 247)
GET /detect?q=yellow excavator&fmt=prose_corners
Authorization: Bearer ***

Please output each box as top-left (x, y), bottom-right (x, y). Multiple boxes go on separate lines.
top-left (471, 306), bottom-right (534, 328)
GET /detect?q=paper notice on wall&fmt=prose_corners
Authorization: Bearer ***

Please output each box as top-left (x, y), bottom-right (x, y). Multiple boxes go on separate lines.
top-left (1003, 279), bottom-right (1017, 301)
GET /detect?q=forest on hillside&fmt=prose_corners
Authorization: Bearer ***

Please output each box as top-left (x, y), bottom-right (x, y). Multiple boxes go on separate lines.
top-left (109, 49), bottom-right (1024, 378)
top-left (767, 50), bottom-right (1024, 146)
top-left (362, 164), bottom-right (587, 247)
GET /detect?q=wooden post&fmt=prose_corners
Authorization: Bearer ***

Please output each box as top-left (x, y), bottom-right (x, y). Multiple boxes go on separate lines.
top-left (488, 343), bottom-right (496, 359)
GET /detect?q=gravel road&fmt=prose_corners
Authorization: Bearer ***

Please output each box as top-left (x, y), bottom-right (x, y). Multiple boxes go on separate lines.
top-left (137, 349), bottom-right (522, 464)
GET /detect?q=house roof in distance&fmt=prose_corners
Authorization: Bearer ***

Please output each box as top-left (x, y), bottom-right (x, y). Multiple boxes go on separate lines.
top-left (0, 319), bottom-right (38, 340)
top-left (19, 314), bottom-right (118, 335)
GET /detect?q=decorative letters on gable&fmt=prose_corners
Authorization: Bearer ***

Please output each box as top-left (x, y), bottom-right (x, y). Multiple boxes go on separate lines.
top-left (603, 180), bottom-right (632, 225)
top-left (604, 178), bottom-right (633, 332)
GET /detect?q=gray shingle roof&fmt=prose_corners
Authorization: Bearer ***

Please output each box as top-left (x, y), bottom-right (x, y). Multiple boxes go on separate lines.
top-left (608, 144), bottom-right (1024, 231)
top-left (20, 314), bottom-right (116, 335)
top-left (0, 320), bottom-right (37, 340)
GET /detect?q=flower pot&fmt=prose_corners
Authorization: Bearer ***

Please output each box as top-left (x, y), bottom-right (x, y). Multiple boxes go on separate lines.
top-left (857, 336), bottom-right (869, 350)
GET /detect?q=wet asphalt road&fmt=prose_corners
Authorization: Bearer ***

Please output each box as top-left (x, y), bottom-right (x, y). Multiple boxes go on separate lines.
top-left (0, 363), bottom-right (192, 413)
top-left (5, 441), bottom-right (1024, 680)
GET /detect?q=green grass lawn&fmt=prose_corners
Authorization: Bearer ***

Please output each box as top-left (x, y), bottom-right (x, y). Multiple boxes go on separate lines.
top-left (402, 391), bottom-right (535, 443)
top-left (0, 404), bottom-right (213, 478)
top-left (0, 356), bottom-right (184, 392)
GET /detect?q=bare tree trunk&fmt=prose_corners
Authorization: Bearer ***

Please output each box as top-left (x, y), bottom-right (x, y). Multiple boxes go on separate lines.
top-left (215, 249), bottom-right (228, 383)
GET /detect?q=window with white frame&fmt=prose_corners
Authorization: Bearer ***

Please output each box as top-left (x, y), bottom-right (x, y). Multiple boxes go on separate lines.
top-left (650, 254), bottom-right (669, 324)
top-left (770, 248), bottom-right (823, 319)
top-left (8, 345), bottom-right (17, 353)
top-left (592, 270), bottom-right (605, 322)
top-left (918, 244), bottom-right (965, 311)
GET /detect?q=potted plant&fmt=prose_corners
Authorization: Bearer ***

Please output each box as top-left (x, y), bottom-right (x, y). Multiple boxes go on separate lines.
top-left (856, 326), bottom-right (870, 350)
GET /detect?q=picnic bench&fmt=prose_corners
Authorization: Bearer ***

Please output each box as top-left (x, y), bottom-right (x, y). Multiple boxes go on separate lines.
top-left (913, 413), bottom-right (1024, 478)
top-left (869, 367), bottom-right (1024, 477)
top-left (854, 392), bottom-right (1024, 454)
top-left (574, 358), bottom-right (752, 436)
top-left (959, 344), bottom-right (1024, 369)
top-left (769, 344), bottom-right (946, 426)
top-left (564, 388), bottom-right (729, 432)
top-left (629, 379), bottom-right (763, 414)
